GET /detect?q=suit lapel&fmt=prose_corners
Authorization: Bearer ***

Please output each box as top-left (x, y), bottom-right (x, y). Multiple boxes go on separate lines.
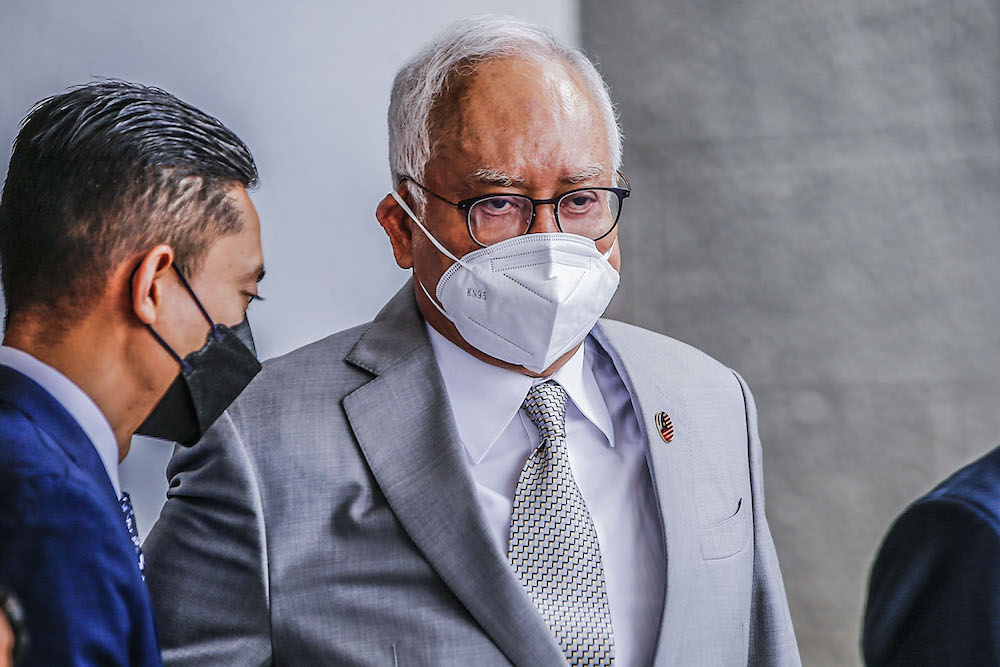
top-left (343, 282), bottom-right (565, 666)
top-left (592, 322), bottom-right (702, 664)
top-left (0, 365), bottom-right (118, 503)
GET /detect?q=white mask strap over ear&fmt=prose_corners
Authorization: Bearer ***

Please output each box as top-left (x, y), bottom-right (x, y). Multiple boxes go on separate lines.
top-left (389, 190), bottom-right (461, 320)
top-left (601, 236), bottom-right (618, 261)
top-left (389, 190), bottom-right (468, 268)
top-left (416, 278), bottom-right (454, 322)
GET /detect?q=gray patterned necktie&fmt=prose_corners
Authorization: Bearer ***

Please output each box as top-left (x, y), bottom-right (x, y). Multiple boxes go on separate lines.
top-left (508, 380), bottom-right (615, 666)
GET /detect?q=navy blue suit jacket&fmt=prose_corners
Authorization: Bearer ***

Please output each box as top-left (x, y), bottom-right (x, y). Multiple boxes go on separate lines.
top-left (0, 365), bottom-right (160, 666)
top-left (864, 445), bottom-right (1000, 665)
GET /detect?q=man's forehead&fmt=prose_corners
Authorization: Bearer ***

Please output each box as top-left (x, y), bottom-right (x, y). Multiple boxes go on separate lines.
top-left (435, 57), bottom-right (602, 135)
top-left (426, 55), bottom-right (613, 191)
top-left (200, 190), bottom-right (264, 283)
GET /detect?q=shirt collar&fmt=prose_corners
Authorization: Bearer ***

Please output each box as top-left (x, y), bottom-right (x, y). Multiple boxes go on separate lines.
top-left (425, 325), bottom-right (616, 465)
top-left (548, 337), bottom-right (616, 450)
top-left (0, 345), bottom-right (121, 497)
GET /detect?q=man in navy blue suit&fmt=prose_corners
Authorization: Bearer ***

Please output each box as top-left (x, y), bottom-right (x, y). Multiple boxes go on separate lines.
top-left (0, 81), bottom-right (265, 665)
top-left (863, 448), bottom-right (1000, 665)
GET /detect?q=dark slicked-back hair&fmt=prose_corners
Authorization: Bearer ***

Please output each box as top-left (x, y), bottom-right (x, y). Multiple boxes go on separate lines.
top-left (0, 80), bottom-right (258, 325)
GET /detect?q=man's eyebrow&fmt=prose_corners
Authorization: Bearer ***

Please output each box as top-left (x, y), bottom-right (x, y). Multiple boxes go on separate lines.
top-left (244, 264), bottom-right (265, 283)
top-left (464, 164), bottom-right (606, 189)
top-left (466, 168), bottom-right (525, 188)
top-left (562, 164), bottom-right (605, 184)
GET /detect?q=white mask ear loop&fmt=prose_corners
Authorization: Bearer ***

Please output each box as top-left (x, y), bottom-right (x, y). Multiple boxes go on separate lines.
top-left (601, 236), bottom-right (618, 261)
top-left (416, 276), bottom-right (455, 322)
top-left (389, 191), bottom-right (473, 270)
top-left (389, 190), bottom-right (461, 322)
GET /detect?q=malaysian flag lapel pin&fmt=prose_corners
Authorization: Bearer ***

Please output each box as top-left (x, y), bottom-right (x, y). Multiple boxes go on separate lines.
top-left (655, 411), bottom-right (674, 443)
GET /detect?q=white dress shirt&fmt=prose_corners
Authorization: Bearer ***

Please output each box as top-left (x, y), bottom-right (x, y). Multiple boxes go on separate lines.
top-left (0, 345), bottom-right (121, 497)
top-left (426, 326), bottom-right (666, 667)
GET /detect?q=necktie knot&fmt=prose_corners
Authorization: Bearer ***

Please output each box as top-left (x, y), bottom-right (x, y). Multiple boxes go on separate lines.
top-left (522, 381), bottom-right (568, 441)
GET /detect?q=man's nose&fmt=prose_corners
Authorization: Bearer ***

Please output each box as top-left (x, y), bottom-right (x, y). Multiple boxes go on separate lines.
top-left (530, 204), bottom-right (561, 234)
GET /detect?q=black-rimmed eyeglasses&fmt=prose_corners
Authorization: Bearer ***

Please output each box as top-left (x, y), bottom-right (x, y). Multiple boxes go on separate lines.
top-left (401, 173), bottom-right (630, 247)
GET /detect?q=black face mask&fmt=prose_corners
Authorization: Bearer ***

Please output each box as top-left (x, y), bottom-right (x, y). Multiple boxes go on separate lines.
top-left (136, 266), bottom-right (262, 445)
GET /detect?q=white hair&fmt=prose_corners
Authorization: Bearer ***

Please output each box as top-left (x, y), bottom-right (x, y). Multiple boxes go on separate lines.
top-left (387, 14), bottom-right (623, 208)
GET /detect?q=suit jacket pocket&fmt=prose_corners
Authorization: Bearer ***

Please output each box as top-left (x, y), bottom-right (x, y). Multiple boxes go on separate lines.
top-left (699, 497), bottom-right (750, 560)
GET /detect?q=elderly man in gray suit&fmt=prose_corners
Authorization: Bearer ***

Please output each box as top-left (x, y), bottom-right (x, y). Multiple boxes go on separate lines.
top-left (145, 15), bottom-right (799, 667)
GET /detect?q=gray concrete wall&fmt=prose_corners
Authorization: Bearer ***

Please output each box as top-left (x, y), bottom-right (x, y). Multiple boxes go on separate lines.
top-left (582, 2), bottom-right (1000, 665)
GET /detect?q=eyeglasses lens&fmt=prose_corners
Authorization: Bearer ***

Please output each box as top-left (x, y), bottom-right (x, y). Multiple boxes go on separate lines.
top-left (469, 190), bottom-right (621, 245)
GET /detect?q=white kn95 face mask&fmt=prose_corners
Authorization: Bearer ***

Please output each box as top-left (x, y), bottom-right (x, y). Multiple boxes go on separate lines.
top-left (391, 191), bottom-right (620, 373)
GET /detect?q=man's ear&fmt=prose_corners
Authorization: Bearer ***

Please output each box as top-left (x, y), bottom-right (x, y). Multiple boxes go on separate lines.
top-left (376, 188), bottom-right (416, 269)
top-left (131, 245), bottom-right (175, 326)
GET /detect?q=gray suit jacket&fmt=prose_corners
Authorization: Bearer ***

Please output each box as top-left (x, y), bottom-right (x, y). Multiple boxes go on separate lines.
top-left (145, 282), bottom-right (799, 666)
